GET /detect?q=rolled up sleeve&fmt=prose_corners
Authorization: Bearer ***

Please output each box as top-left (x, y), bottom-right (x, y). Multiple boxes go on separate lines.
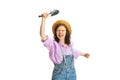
top-left (73, 48), bottom-right (81, 59)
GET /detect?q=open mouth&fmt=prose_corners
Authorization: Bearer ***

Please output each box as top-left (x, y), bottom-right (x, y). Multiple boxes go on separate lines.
top-left (58, 35), bottom-right (64, 38)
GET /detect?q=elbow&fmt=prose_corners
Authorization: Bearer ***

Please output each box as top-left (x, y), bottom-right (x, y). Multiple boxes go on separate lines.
top-left (40, 32), bottom-right (42, 37)
top-left (40, 32), bottom-right (44, 38)
top-left (40, 32), bottom-right (47, 40)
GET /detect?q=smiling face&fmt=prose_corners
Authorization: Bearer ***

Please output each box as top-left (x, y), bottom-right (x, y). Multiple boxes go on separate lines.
top-left (54, 24), bottom-right (70, 45)
top-left (56, 25), bottom-right (66, 41)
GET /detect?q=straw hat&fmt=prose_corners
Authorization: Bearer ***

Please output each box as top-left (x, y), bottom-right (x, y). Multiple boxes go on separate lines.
top-left (52, 20), bottom-right (72, 34)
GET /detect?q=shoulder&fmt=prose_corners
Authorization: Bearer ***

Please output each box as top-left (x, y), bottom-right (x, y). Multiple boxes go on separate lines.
top-left (42, 36), bottom-right (59, 46)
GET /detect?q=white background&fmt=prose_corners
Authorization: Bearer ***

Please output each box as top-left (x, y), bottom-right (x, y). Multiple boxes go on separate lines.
top-left (0, 0), bottom-right (120, 80)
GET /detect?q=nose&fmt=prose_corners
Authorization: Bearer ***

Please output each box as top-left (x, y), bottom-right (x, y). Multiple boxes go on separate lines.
top-left (59, 30), bottom-right (63, 33)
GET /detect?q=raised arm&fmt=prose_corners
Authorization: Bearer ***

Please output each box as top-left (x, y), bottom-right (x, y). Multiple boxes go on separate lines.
top-left (40, 12), bottom-right (49, 41)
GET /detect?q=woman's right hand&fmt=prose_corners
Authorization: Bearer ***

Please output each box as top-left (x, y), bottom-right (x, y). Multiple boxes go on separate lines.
top-left (42, 12), bottom-right (49, 20)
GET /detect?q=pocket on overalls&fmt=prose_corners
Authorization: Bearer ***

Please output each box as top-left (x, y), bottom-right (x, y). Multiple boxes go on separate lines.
top-left (53, 66), bottom-right (63, 76)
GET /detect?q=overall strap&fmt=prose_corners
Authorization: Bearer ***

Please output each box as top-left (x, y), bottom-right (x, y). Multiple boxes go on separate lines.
top-left (59, 45), bottom-right (66, 64)
top-left (59, 45), bottom-right (74, 65)
top-left (70, 45), bottom-right (74, 65)
top-left (70, 45), bottom-right (74, 56)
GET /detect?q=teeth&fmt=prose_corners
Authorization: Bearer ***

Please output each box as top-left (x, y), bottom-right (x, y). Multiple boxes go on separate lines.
top-left (59, 35), bottom-right (63, 37)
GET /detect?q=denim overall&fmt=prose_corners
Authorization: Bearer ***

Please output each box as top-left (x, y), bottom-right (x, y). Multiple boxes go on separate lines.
top-left (52, 46), bottom-right (76, 80)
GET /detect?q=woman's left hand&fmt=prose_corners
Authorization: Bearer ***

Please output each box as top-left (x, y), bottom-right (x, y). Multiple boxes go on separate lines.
top-left (83, 53), bottom-right (90, 58)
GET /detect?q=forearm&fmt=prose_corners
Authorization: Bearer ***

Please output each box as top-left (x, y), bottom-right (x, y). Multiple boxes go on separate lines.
top-left (40, 13), bottom-right (48, 40)
top-left (80, 52), bottom-right (86, 56)
top-left (40, 18), bottom-right (46, 38)
top-left (80, 52), bottom-right (90, 58)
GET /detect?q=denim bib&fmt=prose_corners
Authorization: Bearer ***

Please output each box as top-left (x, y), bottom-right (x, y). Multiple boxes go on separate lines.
top-left (52, 46), bottom-right (76, 80)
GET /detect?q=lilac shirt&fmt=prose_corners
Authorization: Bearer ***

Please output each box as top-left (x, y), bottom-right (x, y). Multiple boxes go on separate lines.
top-left (42, 37), bottom-right (81, 64)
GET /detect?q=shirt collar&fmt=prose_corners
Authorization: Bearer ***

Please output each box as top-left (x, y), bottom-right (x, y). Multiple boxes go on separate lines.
top-left (58, 42), bottom-right (72, 48)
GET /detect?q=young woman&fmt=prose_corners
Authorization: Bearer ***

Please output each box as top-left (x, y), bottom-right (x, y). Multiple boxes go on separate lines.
top-left (40, 12), bottom-right (90, 80)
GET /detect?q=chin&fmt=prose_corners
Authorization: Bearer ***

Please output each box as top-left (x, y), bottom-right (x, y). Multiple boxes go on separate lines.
top-left (59, 37), bottom-right (65, 40)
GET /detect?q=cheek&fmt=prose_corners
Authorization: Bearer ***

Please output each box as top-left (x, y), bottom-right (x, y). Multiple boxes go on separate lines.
top-left (64, 32), bottom-right (66, 35)
top-left (56, 32), bottom-right (59, 35)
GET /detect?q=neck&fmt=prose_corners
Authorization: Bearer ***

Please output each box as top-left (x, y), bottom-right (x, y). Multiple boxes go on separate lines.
top-left (59, 39), bottom-right (65, 44)
top-left (59, 39), bottom-right (68, 47)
